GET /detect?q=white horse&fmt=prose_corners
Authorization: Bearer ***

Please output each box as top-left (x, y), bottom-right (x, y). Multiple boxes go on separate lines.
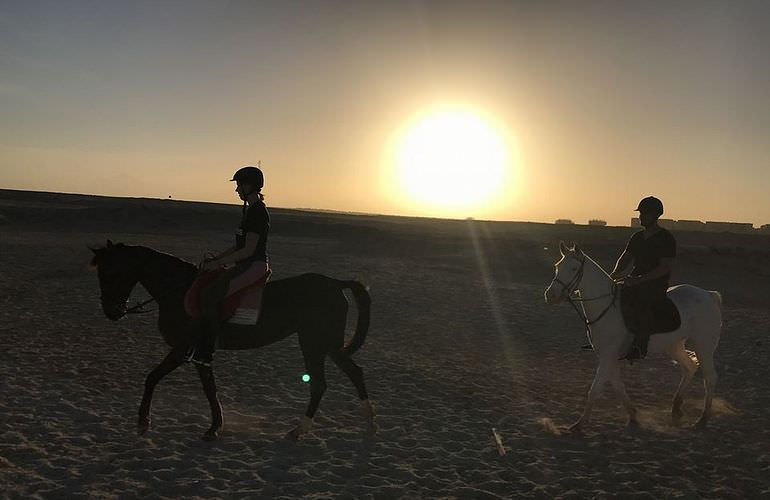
top-left (544, 242), bottom-right (722, 431)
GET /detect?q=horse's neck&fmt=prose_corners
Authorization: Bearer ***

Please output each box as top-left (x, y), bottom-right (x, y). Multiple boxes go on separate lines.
top-left (137, 247), bottom-right (196, 302)
top-left (577, 257), bottom-right (615, 318)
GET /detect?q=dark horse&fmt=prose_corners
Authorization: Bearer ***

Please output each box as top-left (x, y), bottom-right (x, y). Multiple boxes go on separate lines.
top-left (90, 240), bottom-right (376, 440)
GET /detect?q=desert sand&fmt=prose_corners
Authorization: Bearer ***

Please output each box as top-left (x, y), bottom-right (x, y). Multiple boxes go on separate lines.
top-left (1, 188), bottom-right (769, 499)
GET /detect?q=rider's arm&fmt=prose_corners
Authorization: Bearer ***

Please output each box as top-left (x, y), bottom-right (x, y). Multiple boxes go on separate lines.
top-left (610, 250), bottom-right (633, 279)
top-left (635, 257), bottom-right (674, 284)
top-left (214, 233), bottom-right (258, 266)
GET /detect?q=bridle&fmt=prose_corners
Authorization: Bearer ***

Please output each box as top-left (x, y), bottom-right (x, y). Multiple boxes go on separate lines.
top-left (552, 254), bottom-right (619, 339)
top-left (99, 256), bottom-right (198, 318)
top-left (100, 293), bottom-right (158, 316)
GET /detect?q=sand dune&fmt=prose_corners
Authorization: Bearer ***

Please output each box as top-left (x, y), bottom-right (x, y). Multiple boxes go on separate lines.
top-left (1, 189), bottom-right (769, 498)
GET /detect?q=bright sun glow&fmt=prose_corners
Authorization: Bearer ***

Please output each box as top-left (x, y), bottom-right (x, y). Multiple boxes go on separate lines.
top-left (394, 107), bottom-right (510, 213)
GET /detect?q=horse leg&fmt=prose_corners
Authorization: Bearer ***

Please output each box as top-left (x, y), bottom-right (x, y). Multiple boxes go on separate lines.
top-left (667, 342), bottom-right (698, 426)
top-left (569, 361), bottom-right (610, 433)
top-left (195, 364), bottom-right (224, 440)
top-left (287, 342), bottom-right (328, 440)
top-left (138, 347), bottom-right (186, 435)
top-left (694, 351), bottom-right (717, 429)
top-left (607, 362), bottom-right (638, 427)
top-left (329, 351), bottom-right (377, 435)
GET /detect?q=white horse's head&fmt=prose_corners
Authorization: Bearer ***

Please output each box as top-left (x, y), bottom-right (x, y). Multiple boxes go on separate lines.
top-left (544, 241), bottom-right (585, 304)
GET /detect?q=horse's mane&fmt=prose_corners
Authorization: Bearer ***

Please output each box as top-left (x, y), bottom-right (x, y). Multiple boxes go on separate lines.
top-left (90, 242), bottom-right (197, 274)
top-left (140, 245), bottom-right (197, 271)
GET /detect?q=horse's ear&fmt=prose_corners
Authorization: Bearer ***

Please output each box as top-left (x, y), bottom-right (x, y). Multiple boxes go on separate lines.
top-left (107, 239), bottom-right (114, 247)
top-left (559, 241), bottom-right (568, 256)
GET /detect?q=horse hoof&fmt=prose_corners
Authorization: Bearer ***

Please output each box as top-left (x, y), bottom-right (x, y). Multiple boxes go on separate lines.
top-left (137, 419), bottom-right (150, 436)
top-left (566, 423), bottom-right (583, 435)
top-left (285, 426), bottom-right (311, 441)
top-left (692, 419), bottom-right (708, 431)
top-left (201, 429), bottom-right (219, 441)
top-left (285, 416), bottom-right (313, 441)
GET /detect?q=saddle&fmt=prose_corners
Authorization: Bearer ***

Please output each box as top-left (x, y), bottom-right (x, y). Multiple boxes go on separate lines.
top-left (622, 295), bottom-right (681, 335)
top-left (183, 268), bottom-right (271, 324)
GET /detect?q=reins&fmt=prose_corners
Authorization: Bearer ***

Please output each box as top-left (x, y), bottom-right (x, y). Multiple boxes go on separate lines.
top-left (554, 256), bottom-right (620, 341)
top-left (122, 279), bottom-right (194, 315)
top-left (124, 296), bottom-right (158, 315)
top-left (114, 256), bottom-right (204, 316)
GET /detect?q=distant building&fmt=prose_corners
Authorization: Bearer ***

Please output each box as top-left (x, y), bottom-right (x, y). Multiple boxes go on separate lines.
top-left (704, 221), bottom-right (755, 233)
top-left (629, 217), bottom-right (759, 235)
top-left (555, 219), bottom-right (574, 225)
top-left (588, 219), bottom-right (607, 226)
top-left (676, 219), bottom-right (705, 231)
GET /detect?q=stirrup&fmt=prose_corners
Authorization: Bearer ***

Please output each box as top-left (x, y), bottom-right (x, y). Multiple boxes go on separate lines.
top-left (190, 351), bottom-right (212, 368)
top-left (190, 358), bottom-right (212, 368)
top-left (184, 347), bottom-right (212, 367)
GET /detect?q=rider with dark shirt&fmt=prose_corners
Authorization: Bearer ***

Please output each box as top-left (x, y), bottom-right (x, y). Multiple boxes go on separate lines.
top-left (610, 196), bottom-right (676, 360)
top-left (188, 166), bottom-right (270, 366)
top-left (236, 201), bottom-right (269, 264)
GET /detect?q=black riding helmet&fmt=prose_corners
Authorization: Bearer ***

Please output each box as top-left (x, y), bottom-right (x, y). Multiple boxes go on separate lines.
top-left (635, 196), bottom-right (663, 218)
top-left (230, 166), bottom-right (264, 192)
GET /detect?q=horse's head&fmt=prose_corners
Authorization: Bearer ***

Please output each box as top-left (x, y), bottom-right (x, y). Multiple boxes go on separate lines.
top-left (89, 239), bottom-right (144, 321)
top-left (544, 241), bottom-right (586, 304)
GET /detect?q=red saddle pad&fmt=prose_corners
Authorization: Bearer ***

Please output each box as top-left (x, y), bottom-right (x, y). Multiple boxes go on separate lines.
top-left (184, 268), bottom-right (270, 320)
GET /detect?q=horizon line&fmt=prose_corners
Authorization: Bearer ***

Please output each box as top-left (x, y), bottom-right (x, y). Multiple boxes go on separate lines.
top-left (2, 187), bottom-right (767, 231)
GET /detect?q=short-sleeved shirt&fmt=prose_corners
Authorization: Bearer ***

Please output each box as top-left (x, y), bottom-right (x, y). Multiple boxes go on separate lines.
top-left (625, 227), bottom-right (676, 286)
top-left (235, 201), bottom-right (269, 264)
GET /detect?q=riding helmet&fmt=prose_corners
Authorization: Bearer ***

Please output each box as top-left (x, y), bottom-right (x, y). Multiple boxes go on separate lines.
top-left (635, 196), bottom-right (664, 217)
top-left (230, 166), bottom-right (264, 190)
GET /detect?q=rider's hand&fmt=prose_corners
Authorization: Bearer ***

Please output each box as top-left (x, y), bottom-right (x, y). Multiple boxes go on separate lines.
top-left (623, 275), bottom-right (642, 287)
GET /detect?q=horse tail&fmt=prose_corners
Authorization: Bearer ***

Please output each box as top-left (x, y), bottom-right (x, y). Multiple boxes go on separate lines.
top-left (339, 280), bottom-right (371, 356)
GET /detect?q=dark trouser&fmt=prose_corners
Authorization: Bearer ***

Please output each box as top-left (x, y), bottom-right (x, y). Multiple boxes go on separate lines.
top-left (620, 280), bottom-right (668, 356)
top-left (195, 264), bottom-right (249, 360)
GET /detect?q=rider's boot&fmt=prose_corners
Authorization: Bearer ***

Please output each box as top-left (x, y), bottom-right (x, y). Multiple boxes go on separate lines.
top-left (191, 317), bottom-right (221, 368)
top-left (184, 317), bottom-right (211, 366)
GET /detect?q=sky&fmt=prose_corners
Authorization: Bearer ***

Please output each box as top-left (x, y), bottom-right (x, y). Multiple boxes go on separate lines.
top-left (1, 0), bottom-right (769, 227)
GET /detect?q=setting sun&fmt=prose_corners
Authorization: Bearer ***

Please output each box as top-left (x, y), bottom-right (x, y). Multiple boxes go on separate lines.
top-left (390, 107), bottom-right (512, 216)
